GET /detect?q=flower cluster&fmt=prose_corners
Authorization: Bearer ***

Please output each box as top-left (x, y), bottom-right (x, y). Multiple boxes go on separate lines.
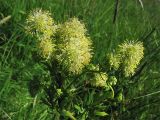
top-left (108, 53), bottom-right (120, 70)
top-left (88, 64), bottom-right (108, 88)
top-left (38, 37), bottom-right (55, 60)
top-left (26, 10), bottom-right (92, 73)
top-left (56, 18), bottom-right (92, 74)
top-left (108, 41), bottom-right (144, 77)
top-left (92, 72), bottom-right (108, 87)
top-left (26, 9), bottom-right (56, 60)
top-left (26, 9), bottom-right (56, 37)
top-left (118, 41), bottom-right (144, 77)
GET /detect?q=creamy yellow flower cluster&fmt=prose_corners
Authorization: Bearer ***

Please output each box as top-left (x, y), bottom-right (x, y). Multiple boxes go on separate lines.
top-left (109, 41), bottom-right (144, 77)
top-left (88, 64), bottom-right (108, 88)
top-left (25, 9), bottom-right (144, 88)
top-left (56, 18), bottom-right (92, 74)
top-left (26, 9), bottom-right (92, 75)
top-left (26, 9), bottom-right (56, 37)
top-left (26, 9), bottom-right (56, 60)
top-left (87, 64), bottom-right (119, 88)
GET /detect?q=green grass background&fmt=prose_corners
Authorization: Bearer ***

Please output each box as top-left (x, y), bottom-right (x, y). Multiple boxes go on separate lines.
top-left (0, 0), bottom-right (160, 119)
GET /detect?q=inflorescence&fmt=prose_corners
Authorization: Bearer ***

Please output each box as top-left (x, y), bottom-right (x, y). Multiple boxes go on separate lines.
top-left (25, 9), bottom-right (144, 88)
top-left (108, 41), bottom-right (144, 77)
top-left (56, 18), bottom-right (92, 74)
top-left (26, 9), bottom-right (56, 37)
top-left (25, 10), bottom-right (92, 74)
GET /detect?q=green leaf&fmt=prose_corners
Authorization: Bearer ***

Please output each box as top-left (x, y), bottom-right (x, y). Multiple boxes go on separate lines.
top-left (95, 111), bottom-right (109, 117)
top-left (74, 105), bottom-right (84, 113)
top-left (62, 110), bottom-right (77, 120)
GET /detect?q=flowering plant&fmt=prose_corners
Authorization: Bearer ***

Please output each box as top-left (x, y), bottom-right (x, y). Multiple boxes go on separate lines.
top-left (25, 9), bottom-right (144, 120)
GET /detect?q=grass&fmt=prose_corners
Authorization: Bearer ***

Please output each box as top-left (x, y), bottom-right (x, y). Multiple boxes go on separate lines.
top-left (0, 0), bottom-right (160, 119)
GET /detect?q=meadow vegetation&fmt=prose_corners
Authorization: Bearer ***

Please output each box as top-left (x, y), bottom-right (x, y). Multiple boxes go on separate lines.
top-left (0, 0), bottom-right (160, 120)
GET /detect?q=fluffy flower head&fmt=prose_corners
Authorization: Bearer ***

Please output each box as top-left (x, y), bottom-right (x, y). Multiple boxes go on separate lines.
top-left (38, 37), bottom-right (55, 60)
top-left (26, 9), bottom-right (56, 37)
top-left (56, 18), bottom-right (92, 74)
top-left (108, 53), bottom-right (120, 70)
top-left (118, 41), bottom-right (144, 77)
top-left (58, 18), bottom-right (87, 39)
